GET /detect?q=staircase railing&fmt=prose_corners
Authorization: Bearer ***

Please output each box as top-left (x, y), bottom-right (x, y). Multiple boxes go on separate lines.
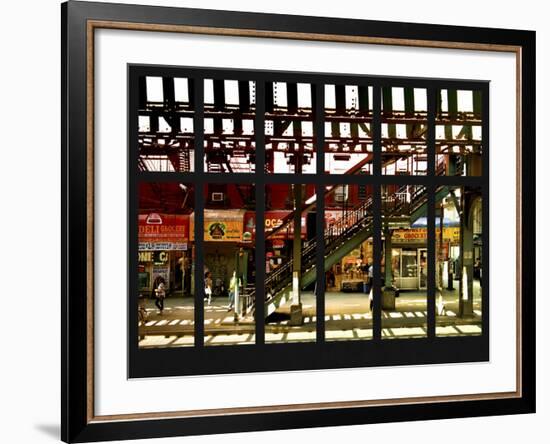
top-left (261, 196), bottom-right (376, 310)
top-left (248, 182), bottom-right (441, 316)
top-left (382, 185), bottom-right (427, 219)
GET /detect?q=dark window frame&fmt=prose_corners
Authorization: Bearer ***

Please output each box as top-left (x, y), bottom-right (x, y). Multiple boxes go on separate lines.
top-left (128, 64), bottom-right (489, 378)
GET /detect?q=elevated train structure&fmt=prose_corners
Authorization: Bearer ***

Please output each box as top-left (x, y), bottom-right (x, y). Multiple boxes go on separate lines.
top-left (138, 76), bottom-right (483, 325)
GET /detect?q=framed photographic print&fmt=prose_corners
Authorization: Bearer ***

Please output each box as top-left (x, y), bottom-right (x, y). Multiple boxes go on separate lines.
top-left (62, 1), bottom-right (536, 442)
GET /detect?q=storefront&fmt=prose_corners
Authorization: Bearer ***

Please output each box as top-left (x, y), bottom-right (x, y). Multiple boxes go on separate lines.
top-left (323, 210), bottom-right (372, 292)
top-left (243, 210), bottom-right (308, 275)
top-left (138, 212), bottom-right (191, 295)
top-left (389, 247), bottom-right (427, 290)
top-left (191, 209), bottom-right (251, 292)
top-left (391, 226), bottom-right (460, 290)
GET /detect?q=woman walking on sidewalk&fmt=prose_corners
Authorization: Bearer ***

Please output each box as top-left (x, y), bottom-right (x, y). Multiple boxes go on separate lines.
top-left (154, 279), bottom-right (166, 314)
top-left (227, 271), bottom-right (237, 311)
top-left (204, 271), bottom-right (213, 306)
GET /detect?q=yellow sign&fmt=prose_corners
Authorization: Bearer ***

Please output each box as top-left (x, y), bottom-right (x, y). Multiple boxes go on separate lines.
top-left (190, 210), bottom-right (245, 242)
top-left (392, 227), bottom-right (460, 245)
top-left (204, 220), bottom-right (243, 241)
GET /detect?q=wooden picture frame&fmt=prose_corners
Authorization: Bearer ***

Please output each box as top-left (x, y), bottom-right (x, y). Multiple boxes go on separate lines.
top-left (62, 1), bottom-right (535, 442)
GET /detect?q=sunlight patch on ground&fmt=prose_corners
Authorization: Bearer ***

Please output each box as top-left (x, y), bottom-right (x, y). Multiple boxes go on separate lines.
top-left (207, 334), bottom-right (254, 345)
top-left (139, 335), bottom-right (177, 346)
top-left (382, 327), bottom-right (426, 338)
top-left (455, 325), bottom-right (482, 334)
top-left (171, 336), bottom-right (194, 346)
top-left (285, 331), bottom-right (316, 342)
top-left (265, 333), bottom-right (285, 342)
top-left (325, 330), bottom-right (355, 339)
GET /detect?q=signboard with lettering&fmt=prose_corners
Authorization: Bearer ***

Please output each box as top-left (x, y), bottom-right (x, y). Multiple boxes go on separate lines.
top-left (190, 210), bottom-right (245, 242)
top-left (138, 242), bottom-right (187, 251)
top-left (138, 251), bottom-right (170, 264)
top-left (244, 211), bottom-right (308, 241)
top-left (392, 227), bottom-right (460, 245)
top-left (138, 213), bottom-right (189, 250)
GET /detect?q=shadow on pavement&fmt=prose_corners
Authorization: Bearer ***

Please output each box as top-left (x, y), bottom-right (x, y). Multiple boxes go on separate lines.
top-left (34, 423), bottom-right (59, 440)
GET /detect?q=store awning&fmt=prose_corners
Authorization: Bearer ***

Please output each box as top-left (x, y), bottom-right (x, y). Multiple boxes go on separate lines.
top-left (412, 216), bottom-right (459, 227)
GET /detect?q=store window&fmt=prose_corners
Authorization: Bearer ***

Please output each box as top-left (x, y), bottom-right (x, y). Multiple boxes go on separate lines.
top-left (380, 185), bottom-right (428, 338)
top-left (131, 67), bottom-right (487, 376)
top-left (324, 183), bottom-right (374, 341)
top-left (435, 187), bottom-right (483, 336)
top-left (201, 183), bottom-right (257, 345)
top-left (137, 182), bottom-right (195, 348)
top-left (264, 183), bottom-right (317, 343)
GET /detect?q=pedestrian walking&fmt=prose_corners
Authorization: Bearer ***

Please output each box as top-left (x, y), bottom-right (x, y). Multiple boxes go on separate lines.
top-left (227, 271), bottom-right (237, 311)
top-left (204, 271), bottom-right (213, 306)
top-left (154, 279), bottom-right (166, 314)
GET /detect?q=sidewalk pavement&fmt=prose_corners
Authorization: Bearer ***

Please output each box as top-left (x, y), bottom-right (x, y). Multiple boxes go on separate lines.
top-left (139, 288), bottom-right (482, 337)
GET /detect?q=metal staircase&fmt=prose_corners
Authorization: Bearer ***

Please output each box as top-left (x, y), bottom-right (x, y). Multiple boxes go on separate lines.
top-left (247, 183), bottom-right (450, 318)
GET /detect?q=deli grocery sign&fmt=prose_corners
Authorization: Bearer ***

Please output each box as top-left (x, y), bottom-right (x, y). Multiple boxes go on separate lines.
top-left (392, 227), bottom-right (460, 244)
top-left (138, 213), bottom-right (189, 250)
